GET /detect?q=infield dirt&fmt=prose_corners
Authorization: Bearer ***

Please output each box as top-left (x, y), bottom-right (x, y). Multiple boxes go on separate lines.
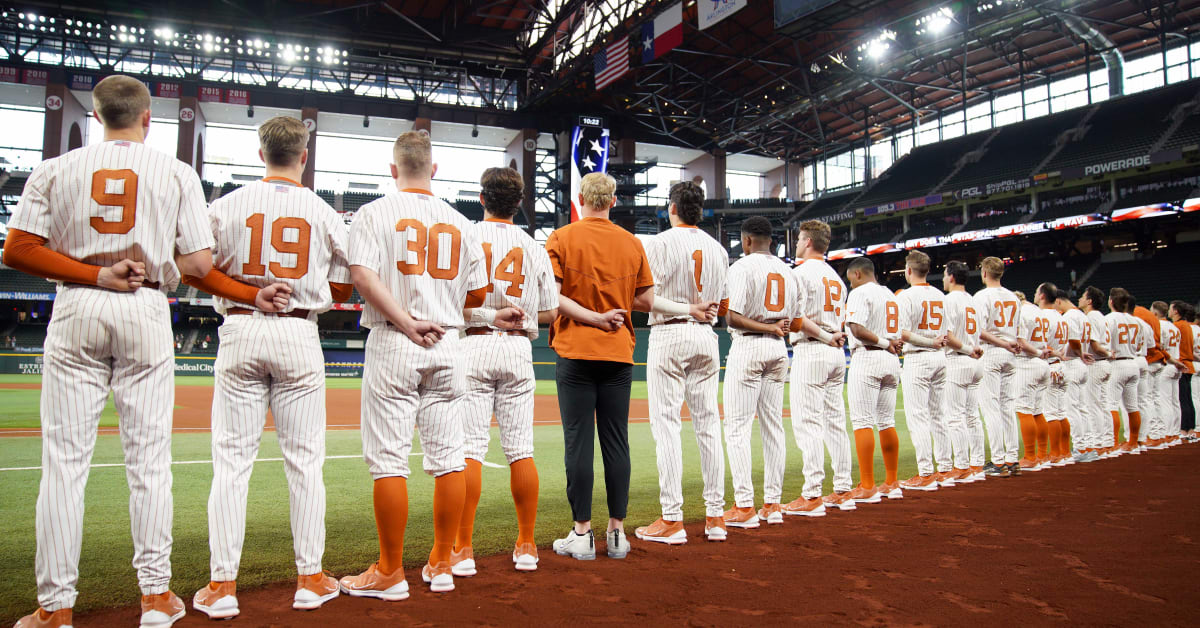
top-left (78, 443), bottom-right (1200, 626)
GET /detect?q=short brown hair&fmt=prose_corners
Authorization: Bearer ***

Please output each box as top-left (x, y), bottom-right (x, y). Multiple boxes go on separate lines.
top-left (92, 75), bottom-right (151, 130)
top-left (1109, 287), bottom-right (1131, 313)
top-left (1037, 282), bottom-right (1058, 303)
top-left (798, 220), bottom-right (831, 253)
top-left (257, 116), bottom-right (309, 167)
top-left (480, 167), bottom-right (524, 219)
top-left (393, 130), bottom-right (433, 177)
top-left (669, 181), bottom-right (704, 225)
top-left (580, 172), bottom-right (616, 210)
top-left (905, 250), bottom-right (931, 276)
top-left (980, 256), bottom-right (1005, 279)
top-left (1151, 300), bottom-right (1168, 317)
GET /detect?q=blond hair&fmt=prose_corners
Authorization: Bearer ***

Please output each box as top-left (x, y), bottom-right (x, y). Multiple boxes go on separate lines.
top-left (257, 116), bottom-right (309, 166)
top-left (393, 130), bottom-right (433, 177)
top-left (980, 256), bottom-right (1005, 279)
top-left (798, 219), bottom-right (832, 253)
top-left (905, 250), bottom-right (931, 276)
top-left (580, 172), bottom-right (616, 210)
top-left (92, 75), bottom-right (151, 130)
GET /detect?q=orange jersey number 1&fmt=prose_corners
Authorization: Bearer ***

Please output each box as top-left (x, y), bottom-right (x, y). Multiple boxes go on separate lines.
top-left (90, 169), bottom-right (138, 234)
top-left (691, 250), bottom-right (704, 292)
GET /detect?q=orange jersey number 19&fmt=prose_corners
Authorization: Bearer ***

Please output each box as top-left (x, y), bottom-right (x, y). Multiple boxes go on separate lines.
top-left (396, 220), bottom-right (461, 280)
top-left (243, 214), bottom-right (311, 279)
top-left (90, 169), bottom-right (138, 234)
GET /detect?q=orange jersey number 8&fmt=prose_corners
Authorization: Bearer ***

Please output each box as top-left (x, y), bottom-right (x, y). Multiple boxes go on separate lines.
top-left (90, 169), bottom-right (138, 234)
top-left (396, 220), bottom-right (461, 279)
top-left (886, 301), bottom-right (899, 333)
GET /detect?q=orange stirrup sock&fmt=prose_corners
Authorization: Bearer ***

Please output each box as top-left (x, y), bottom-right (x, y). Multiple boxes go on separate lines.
top-left (854, 428), bottom-right (876, 488)
top-left (879, 428), bottom-right (900, 485)
top-left (431, 471), bottom-right (466, 565)
top-left (373, 477), bottom-right (408, 574)
top-left (1018, 413), bottom-right (1036, 458)
top-left (1111, 411), bottom-right (1122, 445)
top-left (510, 457), bottom-right (540, 545)
top-left (1046, 420), bottom-right (1061, 458)
top-left (1128, 411), bottom-right (1142, 444)
top-left (1061, 419), bottom-right (1072, 454)
top-left (1034, 414), bottom-right (1049, 459)
top-left (454, 459), bottom-right (483, 551)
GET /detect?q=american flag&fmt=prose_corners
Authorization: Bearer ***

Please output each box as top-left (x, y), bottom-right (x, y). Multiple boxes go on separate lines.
top-left (569, 125), bottom-right (609, 222)
top-left (594, 36), bottom-right (629, 90)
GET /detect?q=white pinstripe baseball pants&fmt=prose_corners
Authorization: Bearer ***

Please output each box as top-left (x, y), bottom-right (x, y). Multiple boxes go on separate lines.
top-left (1044, 361), bottom-right (1067, 422)
top-left (723, 335), bottom-right (788, 508)
top-left (847, 350), bottom-right (901, 431)
top-left (979, 348), bottom-right (1019, 465)
top-left (207, 314), bottom-right (327, 580)
top-left (944, 354), bottom-right (983, 468)
top-left (647, 324), bottom-right (724, 519)
top-left (36, 286), bottom-right (175, 611)
top-left (1088, 360), bottom-right (1112, 448)
top-left (1061, 360), bottom-right (1088, 443)
top-left (361, 327), bottom-right (466, 479)
top-left (1013, 356), bottom-right (1050, 415)
top-left (1154, 365), bottom-right (1180, 438)
top-left (901, 351), bottom-right (951, 475)
top-left (789, 341), bottom-right (853, 498)
top-left (462, 334), bottom-right (536, 465)
top-left (1109, 359), bottom-right (1141, 421)
top-left (1131, 361), bottom-right (1159, 442)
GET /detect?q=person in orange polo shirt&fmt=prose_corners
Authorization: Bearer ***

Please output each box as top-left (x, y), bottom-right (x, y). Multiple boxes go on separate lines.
top-left (546, 172), bottom-right (716, 561)
top-left (1132, 302), bottom-right (1166, 446)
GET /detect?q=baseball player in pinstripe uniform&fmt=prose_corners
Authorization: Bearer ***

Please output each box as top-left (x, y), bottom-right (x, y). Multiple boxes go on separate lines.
top-left (455, 167), bottom-right (558, 574)
top-left (4, 76), bottom-right (223, 628)
top-left (1131, 300), bottom-right (1159, 449)
top-left (940, 261), bottom-right (986, 482)
top-left (340, 131), bottom-right (493, 599)
top-left (895, 251), bottom-right (953, 491)
top-left (781, 219), bottom-right (853, 517)
top-left (1055, 296), bottom-right (1094, 463)
top-left (1186, 306), bottom-right (1200, 441)
top-left (1078, 287), bottom-right (1112, 457)
top-left (1011, 287), bottom-right (1057, 471)
top-left (636, 182), bottom-right (730, 544)
top-left (1032, 284), bottom-right (1069, 467)
top-left (1106, 288), bottom-right (1143, 453)
top-left (187, 117), bottom-right (349, 618)
top-left (1151, 301), bottom-right (1185, 447)
top-left (843, 257), bottom-right (905, 504)
top-left (721, 217), bottom-right (802, 527)
top-left (974, 257), bottom-right (1024, 478)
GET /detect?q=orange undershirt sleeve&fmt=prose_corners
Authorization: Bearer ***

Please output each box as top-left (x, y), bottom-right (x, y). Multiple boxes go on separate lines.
top-left (330, 281), bottom-right (353, 303)
top-left (464, 286), bottom-right (486, 309)
top-left (717, 298), bottom-right (729, 318)
top-left (182, 268), bottom-right (259, 306)
top-left (789, 317), bottom-right (805, 333)
top-left (2, 229), bottom-right (101, 286)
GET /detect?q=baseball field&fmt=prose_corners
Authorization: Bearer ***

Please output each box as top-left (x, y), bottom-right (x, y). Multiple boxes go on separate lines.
top-left (2, 374), bottom-right (1197, 625)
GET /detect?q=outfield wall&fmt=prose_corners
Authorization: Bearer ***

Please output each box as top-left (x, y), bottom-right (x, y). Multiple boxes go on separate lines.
top-left (0, 329), bottom-right (742, 380)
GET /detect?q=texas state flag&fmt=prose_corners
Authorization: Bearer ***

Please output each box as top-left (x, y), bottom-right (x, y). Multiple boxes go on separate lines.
top-left (641, 2), bottom-right (683, 63)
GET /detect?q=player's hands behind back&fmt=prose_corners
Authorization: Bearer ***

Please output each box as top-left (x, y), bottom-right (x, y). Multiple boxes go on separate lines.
top-left (97, 259), bottom-right (146, 291)
top-left (494, 306), bottom-right (526, 330)
top-left (689, 300), bottom-right (720, 323)
top-left (255, 283), bottom-right (293, 313)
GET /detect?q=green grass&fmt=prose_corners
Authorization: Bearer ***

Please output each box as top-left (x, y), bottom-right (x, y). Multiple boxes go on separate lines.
top-left (0, 378), bottom-right (905, 621)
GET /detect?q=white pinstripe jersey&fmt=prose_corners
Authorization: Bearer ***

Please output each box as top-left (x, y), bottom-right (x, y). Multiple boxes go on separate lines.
top-left (471, 219), bottom-right (557, 339)
top-left (943, 289), bottom-right (981, 356)
top-left (1160, 319), bottom-right (1181, 360)
top-left (9, 140), bottom-right (212, 291)
top-left (1086, 310), bottom-right (1110, 352)
top-left (1019, 303), bottom-right (1055, 355)
top-left (726, 252), bottom-right (800, 339)
top-left (1135, 317), bottom-right (1154, 357)
top-left (1041, 307), bottom-right (1068, 357)
top-left (208, 179), bottom-right (350, 315)
top-left (1062, 308), bottom-right (1087, 357)
top-left (792, 258), bottom-right (846, 335)
top-left (974, 286), bottom-right (1023, 342)
top-left (349, 190), bottom-right (487, 329)
top-left (896, 284), bottom-right (946, 354)
top-left (643, 225), bottom-right (729, 325)
top-left (1106, 312), bottom-right (1139, 359)
top-left (1192, 324), bottom-right (1200, 358)
top-left (845, 282), bottom-right (901, 352)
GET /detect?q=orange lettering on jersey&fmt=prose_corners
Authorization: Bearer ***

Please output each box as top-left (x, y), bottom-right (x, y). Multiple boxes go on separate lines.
top-left (495, 247), bottom-right (526, 298)
top-left (965, 307), bottom-right (978, 335)
top-left (918, 300), bottom-right (944, 330)
top-left (886, 301), bottom-right (899, 333)
top-left (89, 169), bottom-right (138, 234)
top-left (764, 272), bottom-right (785, 312)
top-left (822, 277), bottom-right (842, 316)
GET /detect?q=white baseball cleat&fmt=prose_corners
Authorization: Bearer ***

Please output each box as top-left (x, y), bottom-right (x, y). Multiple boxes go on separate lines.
top-left (513, 542), bottom-right (539, 571)
top-left (140, 592), bottom-right (186, 628)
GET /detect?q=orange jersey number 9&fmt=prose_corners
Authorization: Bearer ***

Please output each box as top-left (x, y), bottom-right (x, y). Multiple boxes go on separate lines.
top-left (396, 220), bottom-right (461, 279)
top-left (90, 169), bottom-right (138, 234)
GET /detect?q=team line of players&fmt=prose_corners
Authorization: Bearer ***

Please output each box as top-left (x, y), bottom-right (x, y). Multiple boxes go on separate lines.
top-left (6, 74), bottom-right (1199, 628)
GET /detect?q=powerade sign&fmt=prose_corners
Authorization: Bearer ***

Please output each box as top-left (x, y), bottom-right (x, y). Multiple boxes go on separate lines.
top-left (1053, 149), bottom-right (1183, 181)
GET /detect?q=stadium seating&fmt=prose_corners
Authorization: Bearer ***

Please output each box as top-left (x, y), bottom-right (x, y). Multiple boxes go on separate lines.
top-left (847, 218), bottom-right (904, 247)
top-left (797, 188), bottom-right (862, 222)
top-left (854, 133), bottom-right (982, 208)
top-left (1161, 111), bottom-right (1200, 151)
top-left (1034, 184), bottom-right (1110, 220)
top-left (1084, 242), bottom-right (1200, 308)
top-left (902, 209), bottom-right (964, 240)
top-left (342, 192), bottom-right (381, 212)
top-left (201, 180), bottom-right (215, 201)
top-left (1001, 255), bottom-right (1097, 299)
top-left (1116, 177), bottom-right (1199, 208)
top-left (0, 268), bottom-right (55, 294)
top-left (219, 182), bottom-right (242, 198)
top-left (317, 189), bottom-right (338, 206)
top-left (10, 324), bottom-right (48, 350)
top-left (1042, 80), bottom-right (1200, 172)
top-left (942, 106), bottom-right (1091, 192)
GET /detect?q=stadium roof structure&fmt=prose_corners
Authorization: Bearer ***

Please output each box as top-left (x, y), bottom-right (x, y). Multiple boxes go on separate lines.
top-left (5, 0), bottom-right (1199, 160)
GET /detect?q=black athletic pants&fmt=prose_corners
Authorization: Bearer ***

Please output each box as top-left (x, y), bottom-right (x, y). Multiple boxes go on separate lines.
top-left (556, 357), bottom-right (633, 522)
top-left (1181, 373), bottom-right (1195, 432)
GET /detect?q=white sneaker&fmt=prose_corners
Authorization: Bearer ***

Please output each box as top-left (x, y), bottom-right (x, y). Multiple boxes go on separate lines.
top-left (513, 543), bottom-right (539, 571)
top-left (552, 530), bottom-right (596, 560)
top-left (421, 563), bottom-right (454, 593)
top-left (193, 583), bottom-right (238, 619)
top-left (606, 529), bottom-right (630, 559)
top-left (140, 592), bottom-right (186, 628)
top-left (450, 547), bottom-right (477, 577)
top-left (704, 517), bottom-right (728, 542)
